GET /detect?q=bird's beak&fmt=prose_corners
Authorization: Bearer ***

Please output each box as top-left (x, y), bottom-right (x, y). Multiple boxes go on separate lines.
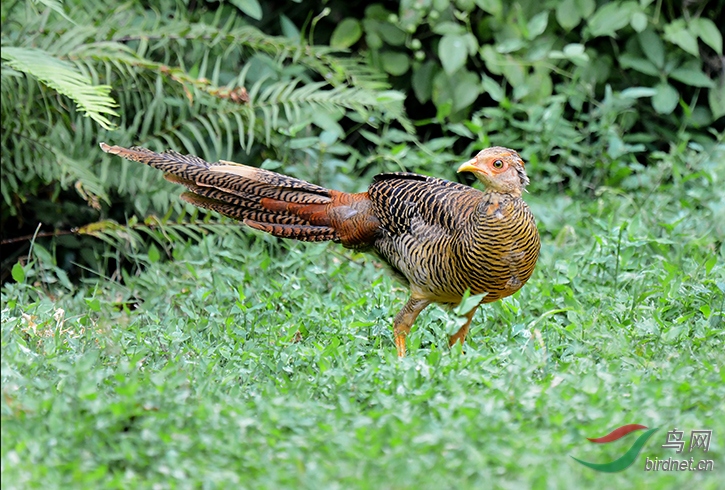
top-left (457, 158), bottom-right (478, 174)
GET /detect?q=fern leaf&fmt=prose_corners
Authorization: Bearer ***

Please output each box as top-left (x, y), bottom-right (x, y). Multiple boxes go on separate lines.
top-left (1, 47), bottom-right (118, 129)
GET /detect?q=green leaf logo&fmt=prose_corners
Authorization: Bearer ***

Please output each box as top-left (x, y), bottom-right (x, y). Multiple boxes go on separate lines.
top-left (572, 425), bottom-right (658, 473)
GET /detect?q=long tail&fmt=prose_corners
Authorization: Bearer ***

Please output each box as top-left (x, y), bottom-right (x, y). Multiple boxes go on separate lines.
top-left (100, 143), bottom-right (379, 247)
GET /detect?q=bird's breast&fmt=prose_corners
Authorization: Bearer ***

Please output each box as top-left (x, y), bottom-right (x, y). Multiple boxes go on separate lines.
top-left (455, 198), bottom-right (540, 303)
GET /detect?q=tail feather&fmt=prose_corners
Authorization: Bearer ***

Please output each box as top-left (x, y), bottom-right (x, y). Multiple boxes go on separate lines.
top-left (100, 144), bottom-right (332, 205)
top-left (167, 174), bottom-right (299, 218)
top-left (211, 162), bottom-right (331, 198)
top-left (257, 199), bottom-right (333, 226)
top-left (180, 193), bottom-right (310, 226)
top-left (100, 143), bottom-right (379, 244)
top-left (243, 221), bottom-right (339, 242)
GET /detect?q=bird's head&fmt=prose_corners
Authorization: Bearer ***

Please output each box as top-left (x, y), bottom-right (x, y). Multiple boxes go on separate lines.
top-left (457, 147), bottom-right (529, 196)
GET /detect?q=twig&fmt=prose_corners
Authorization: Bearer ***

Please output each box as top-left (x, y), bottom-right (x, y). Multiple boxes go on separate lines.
top-left (2, 228), bottom-right (76, 245)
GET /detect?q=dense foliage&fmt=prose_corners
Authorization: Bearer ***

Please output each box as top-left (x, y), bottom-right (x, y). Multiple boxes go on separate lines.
top-left (1, 0), bottom-right (724, 487)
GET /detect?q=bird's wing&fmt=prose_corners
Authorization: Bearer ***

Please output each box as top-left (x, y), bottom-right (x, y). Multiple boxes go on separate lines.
top-left (368, 172), bottom-right (482, 237)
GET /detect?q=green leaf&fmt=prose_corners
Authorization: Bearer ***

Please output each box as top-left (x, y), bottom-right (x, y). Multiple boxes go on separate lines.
top-left (692, 17), bottom-right (723, 55)
top-left (378, 23), bottom-right (406, 46)
top-left (412, 61), bottom-right (436, 103)
top-left (55, 151), bottom-right (109, 206)
top-left (525, 69), bottom-right (553, 102)
top-left (575, 0), bottom-right (595, 17)
top-left (1, 47), bottom-right (118, 129)
top-left (331, 18), bottom-right (363, 49)
top-left (148, 243), bottom-right (160, 263)
top-left (463, 33), bottom-right (479, 55)
top-left (705, 255), bottom-right (717, 274)
top-left (35, 0), bottom-right (75, 24)
top-left (663, 19), bottom-right (699, 56)
top-left (481, 74), bottom-right (504, 102)
top-left (366, 30), bottom-right (383, 50)
top-left (376, 90), bottom-right (406, 102)
top-left (432, 21), bottom-right (466, 36)
top-left (86, 298), bottom-right (101, 312)
top-left (435, 100), bottom-right (453, 120)
top-left (496, 37), bottom-right (526, 54)
top-left (311, 112), bottom-right (344, 138)
top-left (56, 269), bottom-right (73, 291)
top-left (289, 137), bottom-right (318, 149)
top-left (564, 43), bottom-right (585, 56)
top-left (230, 0), bottom-right (263, 20)
top-left (588, 2), bottom-right (634, 37)
top-left (709, 76), bottom-right (725, 119)
top-left (448, 123), bottom-right (474, 138)
top-left (439, 34), bottom-right (468, 75)
top-left (630, 11), bottom-right (647, 32)
top-left (501, 60), bottom-right (526, 88)
top-left (381, 52), bottom-right (410, 76)
top-left (474, 0), bottom-right (502, 16)
top-left (11, 262), bottom-right (25, 283)
top-left (279, 15), bottom-right (300, 41)
top-left (669, 62), bottom-right (715, 88)
top-left (452, 71), bottom-right (481, 111)
top-left (652, 83), bottom-right (679, 114)
top-left (526, 12), bottom-right (549, 40)
top-left (619, 53), bottom-right (659, 76)
top-left (638, 28), bottom-right (664, 68)
top-left (556, 0), bottom-right (581, 30)
top-left (663, 325), bottom-right (686, 342)
top-left (620, 87), bottom-right (656, 98)
top-left (432, 69), bottom-right (480, 113)
top-left (549, 43), bottom-right (588, 64)
top-left (480, 45), bottom-right (502, 75)
top-left (453, 291), bottom-right (488, 316)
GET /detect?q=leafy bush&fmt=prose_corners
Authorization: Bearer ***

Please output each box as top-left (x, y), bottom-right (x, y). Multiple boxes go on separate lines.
top-left (0, 0), bottom-right (410, 277)
top-left (326, 0), bottom-right (723, 190)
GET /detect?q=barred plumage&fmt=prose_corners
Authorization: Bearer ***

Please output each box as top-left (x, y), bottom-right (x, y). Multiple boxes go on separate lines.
top-left (101, 143), bottom-right (540, 356)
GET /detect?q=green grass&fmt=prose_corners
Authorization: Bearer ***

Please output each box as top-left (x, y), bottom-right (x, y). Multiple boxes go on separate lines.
top-left (2, 153), bottom-right (724, 489)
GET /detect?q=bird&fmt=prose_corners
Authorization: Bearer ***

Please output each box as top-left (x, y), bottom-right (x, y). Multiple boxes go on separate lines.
top-left (100, 143), bottom-right (540, 356)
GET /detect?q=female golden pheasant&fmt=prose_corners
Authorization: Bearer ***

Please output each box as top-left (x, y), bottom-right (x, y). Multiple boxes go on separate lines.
top-left (100, 143), bottom-right (540, 356)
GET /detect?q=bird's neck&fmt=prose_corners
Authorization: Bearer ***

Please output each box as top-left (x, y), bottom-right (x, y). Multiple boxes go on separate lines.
top-left (480, 190), bottom-right (521, 205)
top-left (475, 191), bottom-right (525, 220)
top-left (480, 186), bottom-right (523, 198)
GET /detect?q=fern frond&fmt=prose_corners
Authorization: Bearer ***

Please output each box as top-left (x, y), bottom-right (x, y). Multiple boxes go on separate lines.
top-left (75, 217), bottom-right (251, 253)
top-left (31, 0), bottom-right (76, 24)
top-left (1, 0), bottom-right (416, 260)
top-left (1, 47), bottom-right (118, 129)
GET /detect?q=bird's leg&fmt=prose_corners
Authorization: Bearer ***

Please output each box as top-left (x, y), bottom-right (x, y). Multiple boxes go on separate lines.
top-left (448, 304), bottom-right (479, 348)
top-left (393, 297), bottom-right (431, 357)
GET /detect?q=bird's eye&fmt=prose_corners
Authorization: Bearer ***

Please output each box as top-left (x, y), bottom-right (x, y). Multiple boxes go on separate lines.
top-left (492, 160), bottom-right (504, 169)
